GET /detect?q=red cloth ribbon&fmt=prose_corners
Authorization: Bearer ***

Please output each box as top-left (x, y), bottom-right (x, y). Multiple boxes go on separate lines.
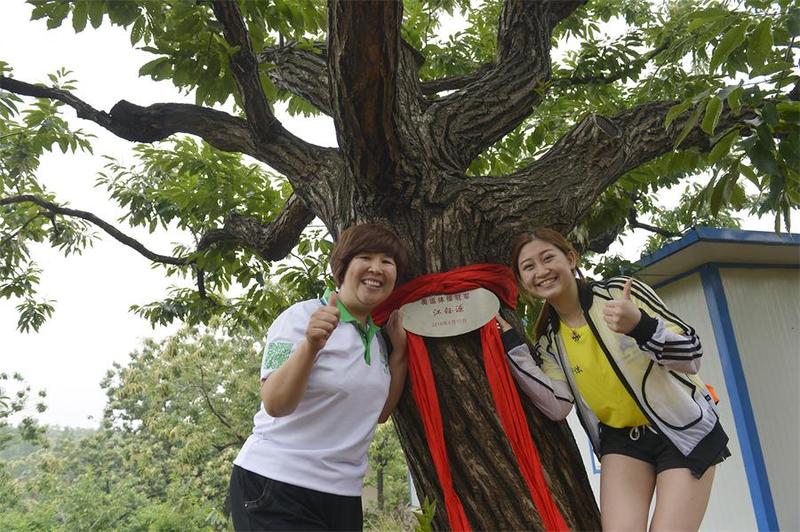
top-left (373, 264), bottom-right (568, 531)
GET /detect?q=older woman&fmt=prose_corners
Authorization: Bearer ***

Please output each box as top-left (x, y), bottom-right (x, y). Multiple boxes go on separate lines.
top-left (229, 223), bottom-right (409, 531)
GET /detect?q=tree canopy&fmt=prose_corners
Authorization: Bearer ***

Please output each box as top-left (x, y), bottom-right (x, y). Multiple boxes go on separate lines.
top-left (1, 0), bottom-right (797, 332)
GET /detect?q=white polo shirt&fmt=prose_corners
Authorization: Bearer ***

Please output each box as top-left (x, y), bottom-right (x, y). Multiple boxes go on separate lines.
top-left (233, 296), bottom-right (391, 496)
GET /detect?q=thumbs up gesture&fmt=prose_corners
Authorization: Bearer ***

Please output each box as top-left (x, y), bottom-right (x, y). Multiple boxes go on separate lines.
top-left (306, 292), bottom-right (341, 352)
top-left (603, 278), bottom-right (642, 334)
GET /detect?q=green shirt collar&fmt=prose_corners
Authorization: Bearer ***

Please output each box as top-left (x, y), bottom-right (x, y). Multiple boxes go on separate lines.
top-left (322, 288), bottom-right (380, 364)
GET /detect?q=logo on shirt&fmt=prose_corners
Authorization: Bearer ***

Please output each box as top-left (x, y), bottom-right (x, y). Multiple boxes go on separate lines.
top-left (263, 341), bottom-right (293, 371)
top-left (572, 365), bottom-right (584, 375)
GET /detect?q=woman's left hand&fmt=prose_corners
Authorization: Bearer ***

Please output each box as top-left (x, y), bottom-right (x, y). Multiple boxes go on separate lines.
top-left (603, 278), bottom-right (642, 334)
top-left (385, 310), bottom-right (408, 357)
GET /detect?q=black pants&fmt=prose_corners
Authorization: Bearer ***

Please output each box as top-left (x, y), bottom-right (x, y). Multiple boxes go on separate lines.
top-left (229, 465), bottom-right (363, 531)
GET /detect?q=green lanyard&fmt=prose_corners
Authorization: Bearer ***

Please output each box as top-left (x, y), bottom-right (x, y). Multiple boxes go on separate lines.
top-left (322, 289), bottom-right (380, 364)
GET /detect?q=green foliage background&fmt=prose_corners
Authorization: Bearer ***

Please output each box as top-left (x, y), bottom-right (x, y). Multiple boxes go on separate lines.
top-left (0, 258), bottom-right (411, 530)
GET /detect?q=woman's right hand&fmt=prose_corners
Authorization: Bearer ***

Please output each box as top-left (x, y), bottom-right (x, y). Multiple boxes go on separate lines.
top-left (306, 292), bottom-right (340, 352)
top-left (495, 313), bottom-right (512, 332)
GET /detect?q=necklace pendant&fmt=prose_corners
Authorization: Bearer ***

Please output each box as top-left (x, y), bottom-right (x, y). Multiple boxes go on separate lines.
top-left (571, 329), bottom-right (581, 341)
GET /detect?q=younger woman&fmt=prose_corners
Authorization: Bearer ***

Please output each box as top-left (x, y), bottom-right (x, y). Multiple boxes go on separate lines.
top-left (498, 228), bottom-right (729, 531)
top-left (229, 223), bottom-right (409, 531)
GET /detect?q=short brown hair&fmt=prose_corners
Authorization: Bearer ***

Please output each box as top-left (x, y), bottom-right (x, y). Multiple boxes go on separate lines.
top-left (329, 223), bottom-right (409, 286)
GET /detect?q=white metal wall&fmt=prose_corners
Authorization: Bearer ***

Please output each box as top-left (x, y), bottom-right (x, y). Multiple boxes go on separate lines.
top-left (657, 273), bottom-right (757, 531)
top-left (720, 268), bottom-right (800, 532)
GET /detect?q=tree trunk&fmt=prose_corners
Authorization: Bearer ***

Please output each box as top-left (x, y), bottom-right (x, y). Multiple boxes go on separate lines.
top-left (377, 463), bottom-right (385, 512)
top-left (382, 222), bottom-right (600, 530)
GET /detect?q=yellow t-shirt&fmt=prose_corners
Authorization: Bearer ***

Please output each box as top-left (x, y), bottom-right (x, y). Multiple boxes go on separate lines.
top-left (559, 322), bottom-right (649, 428)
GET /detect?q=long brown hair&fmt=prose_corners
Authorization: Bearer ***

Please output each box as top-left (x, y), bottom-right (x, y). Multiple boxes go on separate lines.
top-left (510, 228), bottom-right (584, 339)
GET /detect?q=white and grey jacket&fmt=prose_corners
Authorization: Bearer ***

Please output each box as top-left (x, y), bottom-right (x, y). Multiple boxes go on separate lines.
top-left (502, 276), bottom-right (728, 476)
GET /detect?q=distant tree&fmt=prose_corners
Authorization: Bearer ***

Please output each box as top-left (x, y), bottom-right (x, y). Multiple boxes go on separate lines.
top-left (0, 321), bottom-right (265, 530)
top-left (0, 372), bottom-right (46, 451)
top-left (365, 420), bottom-right (410, 515)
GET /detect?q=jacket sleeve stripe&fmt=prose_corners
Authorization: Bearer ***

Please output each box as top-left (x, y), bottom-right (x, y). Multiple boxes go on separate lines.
top-left (506, 353), bottom-right (573, 403)
top-left (658, 353), bottom-right (703, 361)
top-left (646, 338), bottom-right (701, 349)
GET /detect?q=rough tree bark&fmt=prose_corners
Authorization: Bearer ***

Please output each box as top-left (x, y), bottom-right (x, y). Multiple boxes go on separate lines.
top-left (0, 0), bottom-right (761, 529)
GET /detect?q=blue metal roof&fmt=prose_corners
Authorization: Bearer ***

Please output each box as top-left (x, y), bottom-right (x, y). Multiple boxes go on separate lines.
top-left (636, 227), bottom-right (800, 269)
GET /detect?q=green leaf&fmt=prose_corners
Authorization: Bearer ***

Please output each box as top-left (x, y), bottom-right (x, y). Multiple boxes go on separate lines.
top-left (747, 20), bottom-right (773, 70)
top-left (72, 0), bottom-right (88, 33)
top-left (30, 5), bottom-right (50, 21)
top-left (673, 103), bottom-right (703, 149)
top-left (130, 16), bottom-right (145, 46)
top-left (727, 86), bottom-right (743, 115)
top-left (710, 172), bottom-right (731, 215)
top-left (702, 97), bottom-right (723, 135)
top-left (47, 2), bottom-right (70, 29)
top-left (776, 101), bottom-right (800, 114)
top-left (779, 132), bottom-right (800, 173)
top-left (687, 8), bottom-right (729, 31)
top-left (665, 101), bottom-right (692, 128)
top-left (787, 7), bottom-right (800, 37)
top-left (710, 24), bottom-right (747, 73)
top-left (709, 130), bottom-right (739, 165)
top-left (749, 137), bottom-right (781, 177)
top-left (739, 163), bottom-right (762, 189)
top-left (762, 102), bottom-right (778, 126)
top-left (139, 57), bottom-right (170, 78)
top-left (729, 182), bottom-right (747, 209)
top-left (87, 0), bottom-right (104, 29)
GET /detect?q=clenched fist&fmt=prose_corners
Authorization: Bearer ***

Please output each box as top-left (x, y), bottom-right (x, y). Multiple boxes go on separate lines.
top-left (603, 278), bottom-right (642, 334)
top-left (306, 292), bottom-right (340, 352)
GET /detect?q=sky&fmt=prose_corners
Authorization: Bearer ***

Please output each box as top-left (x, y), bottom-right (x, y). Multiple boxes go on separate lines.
top-left (0, 0), bottom-right (339, 428)
top-left (1, 1), bottom-right (795, 429)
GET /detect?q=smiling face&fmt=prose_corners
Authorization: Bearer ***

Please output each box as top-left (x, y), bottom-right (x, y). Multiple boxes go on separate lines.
top-left (516, 239), bottom-right (578, 302)
top-left (337, 251), bottom-right (398, 318)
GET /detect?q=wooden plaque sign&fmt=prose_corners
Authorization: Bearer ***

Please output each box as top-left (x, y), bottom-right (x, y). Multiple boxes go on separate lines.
top-left (399, 288), bottom-right (499, 338)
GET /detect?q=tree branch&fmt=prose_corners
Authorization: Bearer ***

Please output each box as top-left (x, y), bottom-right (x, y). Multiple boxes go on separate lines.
top-left (426, 0), bottom-right (584, 170)
top-left (259, 43), bottom-right (332, 115)
top-left (553, 38), bottom-right (672, 88)
top-left (196, 266), bottom-right (207, 299)
top-left (468, 100), bottom-right (756, 257)
top-left (208, 1), bottom-right (340, 182)
top-left (0, 75), bottom-right (255, 154)
top-left (196, 361), bottom-right (242, 439)
top-left (1, 74), bottom-right (329, 179)
top-left (627, 207), bottom-right (680, 238)
top-left (210, 0), bottom-right (279, 142)
top-left (259, 38), bottom-right (425, 117)
top-left (584, 219), bottom-right (627, 254)
top-left (0, 212), bottom-right (43, 249)
top-left (197, 194), bottom-right (315, 261)
top-left (420, 37), bottom-right (667, 97)
top-left (328, 0), bottom-right (403, 191)
top-left (0, 194), bottom-right (190, 265)
top-left (420, 65), bottom-right (494, 96)
top-left (1, 193), bottom-right (313, 268)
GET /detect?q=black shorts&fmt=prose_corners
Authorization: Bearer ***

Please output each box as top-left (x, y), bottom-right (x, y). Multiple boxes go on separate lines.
top-left (229, 465), bottom-right (362, 531)
top-left (598, 423), bottom-right (730, 478)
